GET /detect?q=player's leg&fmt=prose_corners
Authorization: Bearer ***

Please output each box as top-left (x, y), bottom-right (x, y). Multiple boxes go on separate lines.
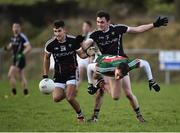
top-left (52, 83), bottom-right (66, 102)
top-left (77, 58), bottom-right (89, 88)
top-left (107, 77), bottom-right (122, 100)
top-left (19, 69), bottom-right (28, 95)
top-left (86, 63), bottom-right (104, 122)
top-left (88, 88), bottom-right (104, 122)
top-left (87, 63), bottom-right (99, 94)
top-left (77, 66), bottom-right (86, 88)
top-left (139, 59), bottom-right (160, 92)
top-left (122, 75), bottom-right (145, 122)
top-left (18, 59), bottom-right (29, 95)
top-left (66, 81), bottom-right (85, 122)
top-left (8, 66), bottom-right (17, 95)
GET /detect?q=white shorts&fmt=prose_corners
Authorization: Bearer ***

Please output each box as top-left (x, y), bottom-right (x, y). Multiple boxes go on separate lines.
top-left (54, 79), bottom-right (76, 89)
top-left (77, 55), bottom-right (89, 68)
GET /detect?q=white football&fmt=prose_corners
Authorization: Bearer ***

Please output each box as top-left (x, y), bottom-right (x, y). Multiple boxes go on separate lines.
top-left (39, 78), bottom-right (55, 94)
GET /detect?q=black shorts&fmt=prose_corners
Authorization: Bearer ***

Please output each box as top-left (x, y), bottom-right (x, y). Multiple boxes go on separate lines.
top-left (53, 70), bottom-right (77, 84)
top-left (13, 57), bottom-right (26, 70)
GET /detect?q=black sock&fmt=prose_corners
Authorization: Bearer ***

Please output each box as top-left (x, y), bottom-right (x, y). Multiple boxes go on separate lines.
top-left (76, 110), bottom-right (83, 118)
top-left (12, 88), bottom-right (17, 95)
top-left (134, 107), bottom-right (141, 116)
top-left (93, 109), bottom-right (100, 118)
top-left (23, 88), bottom-right (29, 95)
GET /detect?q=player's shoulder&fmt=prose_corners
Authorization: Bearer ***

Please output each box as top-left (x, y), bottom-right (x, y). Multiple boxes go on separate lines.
top-left (66, 34), bottom-right (76, 40)
top-left (66, 35), bottom-right (77, 44)
top-left (66, 34), bottom-right (76, 41)
top-left (90, 29), bottom-right (102, 36)
top-left (19, 33), bottom-right (29, 41)
top-left (112, 24), bottom-right (128, 29)
top-left (45, 37), bottom-right (56, 47)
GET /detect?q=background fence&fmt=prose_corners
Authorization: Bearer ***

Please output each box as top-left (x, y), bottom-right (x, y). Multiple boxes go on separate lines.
top-left (0, 48), bottom-right (179, 84)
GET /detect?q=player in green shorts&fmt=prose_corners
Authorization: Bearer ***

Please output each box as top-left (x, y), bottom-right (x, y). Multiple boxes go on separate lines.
top-left (87, 54), bottom-right (160, 94)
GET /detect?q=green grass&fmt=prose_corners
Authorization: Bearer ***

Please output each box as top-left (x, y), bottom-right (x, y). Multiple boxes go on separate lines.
top-left (0, 80), bottom-right (180, 132)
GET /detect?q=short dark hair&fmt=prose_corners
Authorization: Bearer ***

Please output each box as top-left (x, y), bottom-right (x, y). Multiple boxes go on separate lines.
top-left (117, 62), bottom-right (130, 77)
top-left (84, 20), bottom-right (92, 27)
top-left (96, 10), bottom-right (110, 21)
top-left (53, 20), bottom-right (65, 28)
top-left (12, 20), bottom-right (22, 25)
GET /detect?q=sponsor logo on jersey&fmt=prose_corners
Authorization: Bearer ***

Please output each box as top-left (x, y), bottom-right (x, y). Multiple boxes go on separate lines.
top-left (99, 36), bottom-right (104, 39)
top-left (69, 44), bottom-right (72, 47)
top-left (54, 47), bottom-right (59, 50)
top-left (105, 35), bottom-right (109, 40)
top-left (60, 45), bottom-right (66, 51)
top-left (55, 51), bottom-right (74, 57)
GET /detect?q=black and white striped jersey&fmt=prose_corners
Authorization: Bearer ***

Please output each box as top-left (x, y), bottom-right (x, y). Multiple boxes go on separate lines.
top-left (89, 24), bottom-right (128, 57)
top-left (10, 33), bottom-right (29, 55)
top-left (45, 35), bottom-right (81, 74)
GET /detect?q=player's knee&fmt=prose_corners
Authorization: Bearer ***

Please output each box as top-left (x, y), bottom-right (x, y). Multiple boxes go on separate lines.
top-left (144, 60), bottom-right (149, 66)
top-left (8, 73), bottom-right (13, 79)
top-left (53, 97), bottom-right (60, 102)
top-left (53, 96), bottom-right (62, 103)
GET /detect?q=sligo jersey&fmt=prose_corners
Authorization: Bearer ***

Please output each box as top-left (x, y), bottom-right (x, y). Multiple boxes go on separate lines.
top-left (96, 55), bottom-right (140, 76)
top-left (45, 35), bottom-right (81, 74)
top-left (89, 24), bottom-right (128, 56)
top-left (10, 33), bottom-right (29, 69)
top-left (10, 33), bottom-right (29, 56)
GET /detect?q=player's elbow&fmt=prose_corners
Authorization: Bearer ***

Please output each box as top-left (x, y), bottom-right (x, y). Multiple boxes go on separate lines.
top-left (26, 44), bottom-right (32, 52)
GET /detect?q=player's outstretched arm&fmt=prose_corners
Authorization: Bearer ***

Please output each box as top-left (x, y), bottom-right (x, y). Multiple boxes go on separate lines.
top-left (127, 16), bottom-right (168, 33)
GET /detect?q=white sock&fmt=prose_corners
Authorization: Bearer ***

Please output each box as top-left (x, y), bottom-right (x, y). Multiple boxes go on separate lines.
top-left (87, 63), bottom-right (96, 84)
top-left (139, 59), bottom-right (153, 80)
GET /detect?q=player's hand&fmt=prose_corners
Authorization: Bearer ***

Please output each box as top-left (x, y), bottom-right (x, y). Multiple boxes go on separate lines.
top-left (15, 53), bottom-right (24, 61)
top-left (153, 16), bottom-right (168, 28)
top-left (42, 75), bottom-right (48, 79)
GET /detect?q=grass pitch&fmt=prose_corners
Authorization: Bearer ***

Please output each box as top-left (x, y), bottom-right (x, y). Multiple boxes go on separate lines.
top-left (0, 80), bottom-right (180, 132)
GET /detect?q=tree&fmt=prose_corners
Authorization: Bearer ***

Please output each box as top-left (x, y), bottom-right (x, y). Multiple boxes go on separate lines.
top-left (175, 0), bottom-right (180, 21)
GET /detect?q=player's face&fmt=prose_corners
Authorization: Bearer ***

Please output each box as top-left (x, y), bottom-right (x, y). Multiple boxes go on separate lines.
top-left (96, 17), bottom-right (110, 31)
top-left (82, 22), bottom-right (91, 35)
top-left (53, 27), bottom-right (65, 41)
top-left (12, 23), bottom-right (21, 35)
top-left (114, 68), bottom-right (123, 80)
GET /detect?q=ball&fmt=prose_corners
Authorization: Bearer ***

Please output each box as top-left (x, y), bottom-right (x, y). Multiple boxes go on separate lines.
top-left (39, 78), bottom-right (55, 94)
